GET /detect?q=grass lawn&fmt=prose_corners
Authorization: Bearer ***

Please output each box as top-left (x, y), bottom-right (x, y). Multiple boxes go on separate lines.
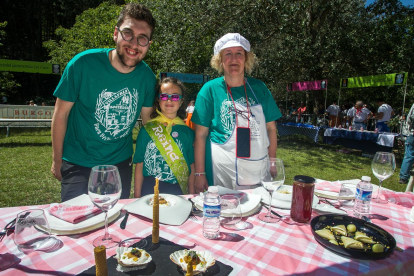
top-left (0, 127), bottom-right (407, 208)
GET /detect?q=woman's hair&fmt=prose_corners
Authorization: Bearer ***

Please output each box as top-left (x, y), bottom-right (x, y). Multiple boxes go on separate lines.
top-left (210, 50), bottom-right (258, 75)
top-left (150, 77), bottom-right (187, 120)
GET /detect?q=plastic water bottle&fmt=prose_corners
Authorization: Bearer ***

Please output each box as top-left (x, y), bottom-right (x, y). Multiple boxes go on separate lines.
top-left (203, 186), bottom-right (221, 239)
top-left (353, 176), bottom-right (373, 219)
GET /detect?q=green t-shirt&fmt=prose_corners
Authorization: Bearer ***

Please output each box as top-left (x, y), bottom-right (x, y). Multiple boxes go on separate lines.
top-left (133, 124), bottom-right (195, 184)
top-left (192, 76), bottom-right (282, 143)
top-left (54, 48), bottom-right (156, 167)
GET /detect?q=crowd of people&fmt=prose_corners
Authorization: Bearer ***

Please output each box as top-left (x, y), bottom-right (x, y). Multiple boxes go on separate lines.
top-left (284, 99), bottom-right (400, 133)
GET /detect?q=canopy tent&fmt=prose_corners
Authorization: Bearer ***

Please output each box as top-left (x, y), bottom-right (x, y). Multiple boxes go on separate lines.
top-left (286, 79), bottom-right (328, 112)
top-left (339, 72), bottom-right (409, 110)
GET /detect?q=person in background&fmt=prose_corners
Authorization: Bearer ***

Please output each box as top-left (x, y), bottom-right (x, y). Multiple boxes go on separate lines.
top-left (51, 3), bottom-right (157, 201)
top-left (288, 102), bottom-right (296, 115)
top-left (340, 104), bottom-right (348, 127)
top-left (325, 100), bottom-right (340, 127)
top-left (347, 101), bottom-right (372, 130)
top-left (192, 33), bottom-right (282, 193)
top-left (1, 96), bottom-right (7, 104)
top-left (42, 102), bottom-right (47, 106)
top-left (375, 98), bottom-right (394, 132)
top-left (133, 77), bottom-right (195, 197)
top-left (29, 100), bottom-right (37, 106)
top-left (185, 100), bottom-right (196, 130)
top-left (399, 103), bottom-right (414, 184)
top-left (293, 101), bottom-right (306, 123)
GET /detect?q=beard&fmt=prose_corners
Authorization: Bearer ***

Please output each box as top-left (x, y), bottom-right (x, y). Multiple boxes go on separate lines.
top-left (115, 42), bottom-right (144, 69)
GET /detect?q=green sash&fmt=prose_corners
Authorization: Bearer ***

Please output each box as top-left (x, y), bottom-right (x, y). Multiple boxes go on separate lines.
top-left (144, 121), bottom-right (189, 194)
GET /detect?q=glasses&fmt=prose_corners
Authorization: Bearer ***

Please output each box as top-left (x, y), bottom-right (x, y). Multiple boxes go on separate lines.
top-left (159, 93), bottom-right (182, 101)
top-left (117, 27), bottom-right (150, 47)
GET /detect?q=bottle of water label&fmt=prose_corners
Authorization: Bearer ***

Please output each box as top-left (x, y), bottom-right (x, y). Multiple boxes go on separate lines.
top-left (355, 188), bottom-right (372, 201)
top-left (203, 204), bottom-right (221, 218)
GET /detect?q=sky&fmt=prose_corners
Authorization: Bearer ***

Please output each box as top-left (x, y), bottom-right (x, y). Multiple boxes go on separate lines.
top-left (365, 0), bottom-right (413, 7)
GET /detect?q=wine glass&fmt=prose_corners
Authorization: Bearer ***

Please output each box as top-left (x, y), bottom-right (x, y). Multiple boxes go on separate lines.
top-left (88, 165), bottom-right (122, 248)
top-left (258, 158), bottom-right (285, 223)
top-left (371, 152), bottom-right (396, 204)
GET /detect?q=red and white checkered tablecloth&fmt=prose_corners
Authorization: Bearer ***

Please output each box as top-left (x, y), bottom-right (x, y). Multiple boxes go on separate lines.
top-left (1, 195), bottom-right (414, 276)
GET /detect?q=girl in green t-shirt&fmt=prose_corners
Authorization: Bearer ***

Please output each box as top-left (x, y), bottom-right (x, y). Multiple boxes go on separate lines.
top-left (133, 77), bottom-right (195, 197)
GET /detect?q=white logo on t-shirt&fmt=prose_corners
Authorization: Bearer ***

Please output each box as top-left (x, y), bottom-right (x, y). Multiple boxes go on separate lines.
top-left (94, 88), bottom-right (138, 140)
top-left (144, 139), bottom-right (184, 183)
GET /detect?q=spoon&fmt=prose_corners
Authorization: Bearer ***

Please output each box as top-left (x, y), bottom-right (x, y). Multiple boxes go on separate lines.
top-left (0, 218), bottom-right (17, 241)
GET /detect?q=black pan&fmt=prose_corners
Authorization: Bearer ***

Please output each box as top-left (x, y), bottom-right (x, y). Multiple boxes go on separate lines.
top-left (311, 214), bottom-right (396, 259)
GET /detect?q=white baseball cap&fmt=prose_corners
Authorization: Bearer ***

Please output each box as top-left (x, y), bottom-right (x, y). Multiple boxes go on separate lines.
top-left (213, 33), bottom-right (251, 56)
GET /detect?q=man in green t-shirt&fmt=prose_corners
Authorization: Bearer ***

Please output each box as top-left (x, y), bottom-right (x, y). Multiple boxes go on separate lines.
top-left (51, 3), bottom-right (157, 201)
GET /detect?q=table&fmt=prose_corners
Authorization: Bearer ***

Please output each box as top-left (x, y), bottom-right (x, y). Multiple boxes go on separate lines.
top-left (1, 195), bottom-right (414, 276)
top-left (277, 122), bottom-right (326, 143)
top-left (323, 128), bottom-right (399, 154)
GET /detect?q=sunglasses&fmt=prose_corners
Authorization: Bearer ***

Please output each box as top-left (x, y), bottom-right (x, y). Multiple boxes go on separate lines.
top-left (158, 93), bottom-right (182, 101)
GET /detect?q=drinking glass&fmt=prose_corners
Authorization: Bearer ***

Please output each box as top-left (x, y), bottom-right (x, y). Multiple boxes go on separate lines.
top-left (259, 158), bottom-right (285, 223)
top-left (220, 195), bottom-right (243, 229)
top-left (88, 165), bottom-right (122, 248)
top-left (337, 183), bottom-right (356, 208)
top-left (13, 209), bottom-right (51, 253)
top-left (371, 152), bottom-right (396, 204)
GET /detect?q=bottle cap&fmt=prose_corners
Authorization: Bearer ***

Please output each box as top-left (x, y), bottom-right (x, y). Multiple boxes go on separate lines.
top-left (361, 176), bottom-right (371, 182)
top-left (208, 186), bottom-right (218, 193)
top-left (293, 175), bottom-right (315, 184)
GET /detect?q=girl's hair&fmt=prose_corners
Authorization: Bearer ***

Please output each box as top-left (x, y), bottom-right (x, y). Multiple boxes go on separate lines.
top-left (150, 77), bottom-right (187, 120)
top-left (210, 50), bottom-right (258, 75)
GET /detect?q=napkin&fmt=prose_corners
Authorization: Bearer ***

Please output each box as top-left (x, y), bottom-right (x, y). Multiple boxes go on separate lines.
top-left (313, 203), bottom-right (347, 215)
top-left (380, 190), bottom-right (414, 208)
top-left (48, 203), bottom-right (102, 224)
top-left (315, 181), bottom-right (342, 193)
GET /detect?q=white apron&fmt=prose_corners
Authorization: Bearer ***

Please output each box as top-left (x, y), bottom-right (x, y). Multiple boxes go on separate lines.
top-left (211, 82), bottom-right (269, 190)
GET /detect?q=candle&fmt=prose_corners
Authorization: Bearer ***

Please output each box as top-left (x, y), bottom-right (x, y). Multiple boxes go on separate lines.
top-left (94, 245), bottom-right (107, 276)
top-left (152, 177), bottom-right (159, 244)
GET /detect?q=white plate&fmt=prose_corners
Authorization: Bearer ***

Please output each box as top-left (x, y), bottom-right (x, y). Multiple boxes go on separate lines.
top-left (44, 194), bottom-right (123, 235)
top-left (253, 186), bottom-right (319, 209)
top-left (123, 194), bottom-right (191, 226)
top-left (192, 186), bottom-right (262, 217)
top-left (314, 179), bottom-right (379, 200)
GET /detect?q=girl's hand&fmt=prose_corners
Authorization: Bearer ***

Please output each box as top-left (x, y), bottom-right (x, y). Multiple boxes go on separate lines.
top-left (195, 175), bottom-right (209, 194)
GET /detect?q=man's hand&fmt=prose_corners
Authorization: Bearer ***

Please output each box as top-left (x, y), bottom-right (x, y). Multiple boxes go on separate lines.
top-left (51, 160), bottom-right (62, 181)
top-left (194, 175), bottom-right (209, 194)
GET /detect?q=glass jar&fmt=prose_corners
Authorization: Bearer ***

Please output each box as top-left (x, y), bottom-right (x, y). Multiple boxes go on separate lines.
top-left (290, 175), bottom-right (316, 223)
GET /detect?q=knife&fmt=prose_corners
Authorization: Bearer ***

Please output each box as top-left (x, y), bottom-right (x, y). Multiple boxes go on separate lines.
top-left (120, 211), bottom-right (129, 230)
top-left (261, 203), bottom-right (283, 218)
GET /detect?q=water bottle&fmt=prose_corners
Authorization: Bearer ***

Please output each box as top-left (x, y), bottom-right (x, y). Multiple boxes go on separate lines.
top-left (353, 176), bottom-right (373, 219)
top-left (203, 186), bottom-right (221, 239)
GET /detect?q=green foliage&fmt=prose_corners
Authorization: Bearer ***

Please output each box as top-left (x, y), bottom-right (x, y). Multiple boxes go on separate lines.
top-left (41, 0), bottom-right (413, 109)
top-left (44, 2), bottom-right (121, 67)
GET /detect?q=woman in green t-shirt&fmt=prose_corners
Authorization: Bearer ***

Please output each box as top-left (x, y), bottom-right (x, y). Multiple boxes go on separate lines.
top-left (133, 78), bottom-right (195, 197)
top-left (191, 33), bottom-right (282, 193)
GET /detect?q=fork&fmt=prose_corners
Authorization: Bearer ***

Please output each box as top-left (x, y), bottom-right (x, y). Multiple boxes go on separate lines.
top-left (188, 198), bottom-right (201, 221)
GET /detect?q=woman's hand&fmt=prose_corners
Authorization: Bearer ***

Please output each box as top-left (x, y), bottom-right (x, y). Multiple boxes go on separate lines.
top-left (195, 175), bottom-right (209, 194)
